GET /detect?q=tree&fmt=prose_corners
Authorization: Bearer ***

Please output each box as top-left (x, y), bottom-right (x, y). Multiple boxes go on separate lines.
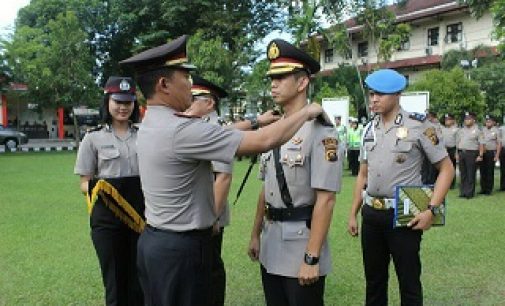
top-left (3, 11), bottom-right (99, 109)
top-left (282, 1), bottom-right (411, 117)
top-left (408, 68), bottom-right (485, 120)
top-left (469, 62), bottom-right (505, 119)
top-left (243, 59), bottom-right (274, 113)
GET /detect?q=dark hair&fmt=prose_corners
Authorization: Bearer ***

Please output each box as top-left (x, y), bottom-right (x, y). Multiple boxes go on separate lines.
top-left (136, 67), bottom-right (176, 99)
top-left (101, 93), bottom-right (140, 124)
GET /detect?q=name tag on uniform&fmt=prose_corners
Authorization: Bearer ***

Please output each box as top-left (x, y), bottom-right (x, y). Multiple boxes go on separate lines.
top-left (100, 145), bottom-right (115, 149)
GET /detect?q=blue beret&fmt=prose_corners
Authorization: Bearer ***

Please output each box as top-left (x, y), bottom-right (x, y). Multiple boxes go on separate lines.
top-left (364, 69), bottom-right (407, 94)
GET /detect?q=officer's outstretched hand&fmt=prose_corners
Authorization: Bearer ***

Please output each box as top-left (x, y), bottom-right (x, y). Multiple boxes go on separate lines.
top-left (305, 103), bottom-right (323, 120)
top-left (247, 235), bottom-right (260, 261)
top-left (257, 110), bottom-right (281, 127)
top-left (408, 210), bottom-right (434, 230)
top-left (348, 215), bottom-right (359, 237)
top-left (298, 263), bottom-right (319, 286)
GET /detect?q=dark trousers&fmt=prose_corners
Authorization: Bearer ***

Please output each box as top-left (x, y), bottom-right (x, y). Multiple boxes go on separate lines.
top-left (421, 159), bottom-right (438, 185)
top-left (459, 150), bottom-right (478, 198)
top-left (446, 147), bottom-right (457, 188)
top-left (137, 225), bottom-right (212, 306)
top-left (90, 203), bottom-right (143, 306)
top-left (361, 205), bottom-right (423, 306)
top-left (500, 147), bottom-right (505, 190)
top-left (480, 150), bottom-right (496, 194)
top-left (260, 265), bottom-right (326, 306)
top-left (210, 229), bottom-right (226, 306)
top-left (348, 149), bottom-right (360, 176)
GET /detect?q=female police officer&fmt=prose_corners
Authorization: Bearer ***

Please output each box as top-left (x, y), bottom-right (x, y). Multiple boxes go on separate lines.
top-left (74, 76), bottom-right (144, 305)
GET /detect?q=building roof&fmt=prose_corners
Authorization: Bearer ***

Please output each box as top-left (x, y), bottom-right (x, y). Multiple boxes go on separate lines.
top-left (345, 0), bottom-right (466, 33)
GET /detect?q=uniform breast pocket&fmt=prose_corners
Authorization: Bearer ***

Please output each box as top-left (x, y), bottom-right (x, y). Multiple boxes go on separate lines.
top-left (98, 148), bottom-right (121, 177)
top-left (281, 221), bottom-right (310, 241)
top-left (392, 142), bottom-right (413, 153)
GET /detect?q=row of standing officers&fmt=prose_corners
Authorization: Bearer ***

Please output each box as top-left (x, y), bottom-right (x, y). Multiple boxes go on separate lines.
top-left (432, 112), bottom-right (503, 198)
top-left (75, 34), bottom-right (455, 306)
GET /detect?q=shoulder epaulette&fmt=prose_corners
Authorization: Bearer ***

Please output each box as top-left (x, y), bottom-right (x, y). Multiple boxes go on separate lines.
top-left (409, 112), bottom-right (426, 122)
top-left (86, 125), bottom-right (104, 133)
top-left (174, 112), bottom-right (201, 119)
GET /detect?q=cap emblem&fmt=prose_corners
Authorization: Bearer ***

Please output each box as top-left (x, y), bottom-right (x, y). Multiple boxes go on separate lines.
top-left (268, 42), bottom-right (280, 60)
top-left (119, 79), bottom-right (130, 91)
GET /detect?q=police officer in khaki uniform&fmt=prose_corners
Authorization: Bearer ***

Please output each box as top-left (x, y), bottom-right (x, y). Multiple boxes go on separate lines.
top-left (185, 75), bottom-right (232, 306)
top-left (347, 69), bottom-right (454, 306)
top-left (457, 112), bottom-right (484, 199)
top-left (441, 113), bottom-right (459, 188)
top-left (479, 115), bottom-right (501, 195)
top-left (119, 35), bottom-right (324, 306)
top-left (247, 39), bottom-right (341, 306)
top-left (499, 121), bottom-right (505, 191)
top-left (74, 76), bottom-right (144, 305)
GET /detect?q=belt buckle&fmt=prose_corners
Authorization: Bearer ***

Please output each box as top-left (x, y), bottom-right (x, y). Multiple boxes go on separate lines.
top-left (372, 198), bottom-right (384, 210)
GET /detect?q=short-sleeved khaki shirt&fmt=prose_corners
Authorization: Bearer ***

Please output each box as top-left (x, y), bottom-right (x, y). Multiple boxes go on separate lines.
top-left (74, 125), bottom-right (139, 178)
top-left (482, 126), bottom-right (500, 150)
top-left (258, 119), bottom-right (342, 278)
top-left (441, 125), bottom-right (459, 148)
top-left (137, 105), bottom-right (243, 231)
top-left (361, 108), bottom-right (448, 198)
top-left (457, 125), bottom-right (484, 150)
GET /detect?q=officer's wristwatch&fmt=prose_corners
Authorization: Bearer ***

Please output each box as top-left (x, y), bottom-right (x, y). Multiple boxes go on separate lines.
top-left (248, 117), bottom-right (259, 130)
top-left (304, 252), bottom-right (319, 265)
top-left (427, 204), bottom-right (440, 216)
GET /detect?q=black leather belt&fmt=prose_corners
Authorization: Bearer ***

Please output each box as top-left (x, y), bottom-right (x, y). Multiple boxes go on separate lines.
top-left (265, 203), bottom-right (313, 222)
top-left (146, 224), bottom-right (212, 237)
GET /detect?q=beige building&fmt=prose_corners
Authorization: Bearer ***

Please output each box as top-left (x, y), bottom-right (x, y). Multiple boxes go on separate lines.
top-left (318, 0), bottom-right (499, 81)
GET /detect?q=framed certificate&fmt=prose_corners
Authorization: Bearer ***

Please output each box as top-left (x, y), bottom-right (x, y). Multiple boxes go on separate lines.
top-left (394, 185), bottom-right (446, 228)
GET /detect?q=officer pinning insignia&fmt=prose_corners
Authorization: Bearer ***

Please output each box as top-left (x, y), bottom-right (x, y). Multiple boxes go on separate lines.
top-left (322, 137), bottom-right (338, 162)
top-left (396, 127), bottom-right (408, 139)
top-left (265, 39), bottom-right (321, 76)
top-left (423, 127), bottom-right (439, 145)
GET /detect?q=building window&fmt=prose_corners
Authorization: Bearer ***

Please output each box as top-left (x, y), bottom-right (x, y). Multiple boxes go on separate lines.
top-left (324, 48), bottom-right (334, 63)
top-left (427, 27), bottom-right (439, 46)
top-left (398, 37), bottom-right (410, 51)
top-left (446, 22), bottom-right (463, 43)
top-left (358, 42), bottom-right (368, 58)
top-left (344, 48), bottom-right (352, 60)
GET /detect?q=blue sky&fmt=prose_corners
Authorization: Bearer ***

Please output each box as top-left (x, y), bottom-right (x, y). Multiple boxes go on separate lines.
top-left (0, 0), bottom-right (30, 38)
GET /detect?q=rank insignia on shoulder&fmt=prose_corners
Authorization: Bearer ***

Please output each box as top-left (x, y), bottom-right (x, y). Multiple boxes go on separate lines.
top-left (423, 127), bottom-right (439, 145)
top-left (87, 125), bottom-right (104, 133)
top-left (322, 137), bottom-right (338, 162)
top-left (409, 112), bottom-right (426, 122)
top-left (174, 112), bottom-right (201, 119)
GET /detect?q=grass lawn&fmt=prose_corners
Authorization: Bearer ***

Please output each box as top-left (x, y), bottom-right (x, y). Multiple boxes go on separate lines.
top-left (1, 152), bottom-right (504, 305)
